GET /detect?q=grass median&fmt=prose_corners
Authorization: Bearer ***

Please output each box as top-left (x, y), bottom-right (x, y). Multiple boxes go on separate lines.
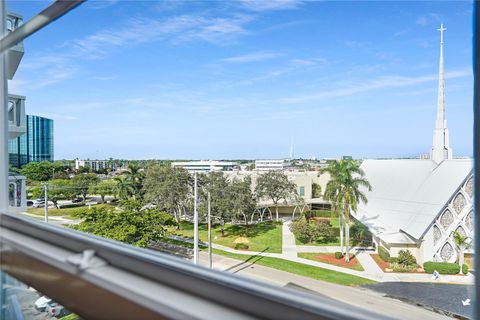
top-left (213, 249), bottom-right (376, 286)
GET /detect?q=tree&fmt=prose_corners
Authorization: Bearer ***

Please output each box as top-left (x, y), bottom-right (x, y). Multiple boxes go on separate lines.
top-left (255, 171), bottom-right (297, 221)
top-left (229, 176), bottom-right (256, 225)
top-left (72, 200), bottom-right (175, 247)
top-left (201, 172), bottom-right (235, 236)
top-left (453, 230), bottom-right (471, 275)
top-left (114, 176), bottom-right (133, 200)
top-left (20, 161), bottom-right (56, 181)
top-left (312, 182), bottom-right (322, 198)
top-left (71, 173), bottom-right (99, 202)
top-left (90, 179), bottom-right (117, 203)
top-left (20, 161), bottom-right (70, 181)
top-left (124, 163), bottom-right (145, 199)
top-left (143, 164), bottom-right (190, 229)
top-left (323, 160), bottom-right (371, 262)
top-left (31, 179), bottom-right (76, 208)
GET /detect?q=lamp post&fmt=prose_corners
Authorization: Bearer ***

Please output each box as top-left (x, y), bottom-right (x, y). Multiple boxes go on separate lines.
top-left (193, 172), bottom-right (198, 264)
top-left (208, 191), bottom-right (212, 268)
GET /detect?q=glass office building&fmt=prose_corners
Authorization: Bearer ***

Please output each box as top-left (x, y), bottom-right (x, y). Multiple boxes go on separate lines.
top-left (9, 115), bottom-right (54, 168)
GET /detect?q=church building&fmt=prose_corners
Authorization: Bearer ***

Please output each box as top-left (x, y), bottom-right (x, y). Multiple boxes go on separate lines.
top-left (353, 24), bottom-right (474, 265)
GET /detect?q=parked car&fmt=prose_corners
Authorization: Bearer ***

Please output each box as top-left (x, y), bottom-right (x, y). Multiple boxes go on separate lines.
top-left (26, 200), bottom-right (34, 207)
top-left (32, 199), bottom-right (45, 208)
top-left (34, 296), bottom-right (51, 311)
top-left (71, 198), bottom-right (83, 203)
top-left (45, 301), bottom-right (70, 318)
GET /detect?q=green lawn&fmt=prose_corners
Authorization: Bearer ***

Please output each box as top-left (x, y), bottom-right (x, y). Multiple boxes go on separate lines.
top-left (171, 221), bottom-right (282, 253)
top-left (26, 204), bottom-right (112, 218)
top-left (213, 249), bottom-right (375, 286)
top-left (298, 252), bottom-right (364, 271)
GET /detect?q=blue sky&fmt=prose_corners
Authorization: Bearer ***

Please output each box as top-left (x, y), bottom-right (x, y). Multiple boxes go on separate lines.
top-left (7, 0), bottom-right (473, 160)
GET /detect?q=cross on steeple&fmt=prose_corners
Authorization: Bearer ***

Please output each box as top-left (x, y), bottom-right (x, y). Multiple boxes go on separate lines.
top-left (437, 24), bottom-right (446, 44)
top-left (430, 23), bottom-right (452, 164)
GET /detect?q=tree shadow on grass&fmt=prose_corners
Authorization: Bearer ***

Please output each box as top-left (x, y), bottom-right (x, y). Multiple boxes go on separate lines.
top-left (226, 248), bottom-right (269, 274)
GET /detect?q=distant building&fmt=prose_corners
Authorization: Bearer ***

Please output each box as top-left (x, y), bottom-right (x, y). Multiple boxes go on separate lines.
top-left (254, 159), bottom-right (290, 171)
top-left (171, 160), bottom-right (238, 173)
top-left (9, 115), bottom-right (54, 168)
top-left (75, 159), bottom-right (113, 172)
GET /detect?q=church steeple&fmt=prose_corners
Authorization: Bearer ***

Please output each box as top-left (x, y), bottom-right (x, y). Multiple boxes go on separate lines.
top-left (430, 23), bottom-right (452, 164)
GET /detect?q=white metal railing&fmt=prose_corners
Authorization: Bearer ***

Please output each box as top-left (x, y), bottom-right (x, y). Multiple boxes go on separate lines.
top-left (7, 94), bottom-right (25, 139)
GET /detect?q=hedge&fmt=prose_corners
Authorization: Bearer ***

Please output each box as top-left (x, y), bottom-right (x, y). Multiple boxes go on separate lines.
top-left (304, 210), bottom-right (335, 218)
top-left (378, 246), bottom-right (390, 262)
top-left (423, 262), bottom-right (469, 275)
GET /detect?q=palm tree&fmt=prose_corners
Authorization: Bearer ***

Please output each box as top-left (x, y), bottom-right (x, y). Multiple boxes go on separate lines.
top-left (323, 160), bottom-right (371, 262)
top-left (114, 176), bottom-right (133, 200)
top-left (453, 230), bottom-right (471, 275)
top-left (124, 163), bottom-right (145, 199)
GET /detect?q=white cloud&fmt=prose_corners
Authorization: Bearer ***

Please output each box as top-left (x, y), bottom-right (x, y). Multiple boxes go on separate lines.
top-left (278, 68), bottom-right (472, 104)
top-left (238, 0), bottom-right (304, 11)
top-left (70, 14), bottom-right (252, 59)
top-left (93, 75), bottom-right (118, 81)
top-left (86, 0), bottom-right (118, 10)
top-left (220, 51), bottom-right (281, 63)
top-left (416, 13), bottom-right (441, 26)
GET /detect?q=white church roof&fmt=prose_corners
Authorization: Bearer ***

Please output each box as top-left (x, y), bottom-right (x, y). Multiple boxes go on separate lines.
top-left (353, 159), bottom-right (472, 244)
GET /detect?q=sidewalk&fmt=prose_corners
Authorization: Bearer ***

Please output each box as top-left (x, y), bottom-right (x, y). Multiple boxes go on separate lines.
top-left (281, 219), bottom-right (298, 258)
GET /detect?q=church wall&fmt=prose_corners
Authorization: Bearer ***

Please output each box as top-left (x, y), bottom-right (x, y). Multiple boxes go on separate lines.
top-left (429, 175), bottom-right (474, 263)
top-left (389, 244), bottom-right (420, 260)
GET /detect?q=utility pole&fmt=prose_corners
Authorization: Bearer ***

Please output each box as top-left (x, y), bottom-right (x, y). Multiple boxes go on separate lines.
top-left (193, 172), bottom-right (198, 264)
top-left (207, 191), bottom-right (212, 269)
top-left (44, 183), bottom-right (48, 223)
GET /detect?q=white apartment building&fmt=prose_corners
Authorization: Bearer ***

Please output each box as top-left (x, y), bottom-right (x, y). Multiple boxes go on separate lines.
top-left (171, 160), bottom-right (239, 173)
top-left (254, 159), bottom-right (290, 171)
top-left (75, 159), bottom-right (111, 171)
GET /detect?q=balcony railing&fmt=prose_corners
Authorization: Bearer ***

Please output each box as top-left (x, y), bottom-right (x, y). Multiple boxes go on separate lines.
top-left (8, 173), bottom-right (26, 213)
top-left (7, 94), bottom-right (25, 139)
top-left (6, 12), bottom-right (24, 80)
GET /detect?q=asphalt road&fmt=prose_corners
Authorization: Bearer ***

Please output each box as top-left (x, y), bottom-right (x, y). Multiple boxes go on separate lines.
top-left (363, 282), bottom-right (474, 319)
top-left (199, 252), bottom-right (453, 320)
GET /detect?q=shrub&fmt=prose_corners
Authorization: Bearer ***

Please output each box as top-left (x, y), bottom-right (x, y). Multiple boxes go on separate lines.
top-left (462, 264), bottom-right (469, 274)
top-left (350, 221), bottom-right (372, 246)
top-left (397, 250), bottom-right (417, 267)
top-left (390, 263), bottom-right (417, 273)
top-left (423, 262), bottom-right (463, 274)
top-left (291, 217), bottom-right (335, 243)
top-left (378, 246), bottom-right (390, 262)
top-left (235, 243), bottom-right (249, 250)
top-left (290, 217), bottom-right (315, 243)
top-left (335, 252), bottom-right (343, 259)
top-left (313, 220), bottom-right (336, 243)
top-left (388, 257), bottom-right (399, 263)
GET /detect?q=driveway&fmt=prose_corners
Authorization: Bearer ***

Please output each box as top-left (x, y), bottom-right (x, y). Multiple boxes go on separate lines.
top-left (363, 282), bottom-right (474, 319)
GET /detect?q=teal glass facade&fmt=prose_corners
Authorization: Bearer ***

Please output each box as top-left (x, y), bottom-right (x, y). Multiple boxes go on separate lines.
top-left (9, 115), bottom-right (54, 167)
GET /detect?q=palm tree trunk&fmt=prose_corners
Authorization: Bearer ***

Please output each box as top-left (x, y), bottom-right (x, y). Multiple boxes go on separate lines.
top-left (345, 222), bottom-right (350, 263)
top-left (339, 214), bottom-right (344, 255)
top-left (459, 247), bottom-right (464, 275)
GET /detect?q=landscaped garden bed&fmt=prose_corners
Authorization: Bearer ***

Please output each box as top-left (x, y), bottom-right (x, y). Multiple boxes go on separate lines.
top-left (371, 248), bottom-right (424, 273)
top-left (298, 252), bottom-right (364, 271)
